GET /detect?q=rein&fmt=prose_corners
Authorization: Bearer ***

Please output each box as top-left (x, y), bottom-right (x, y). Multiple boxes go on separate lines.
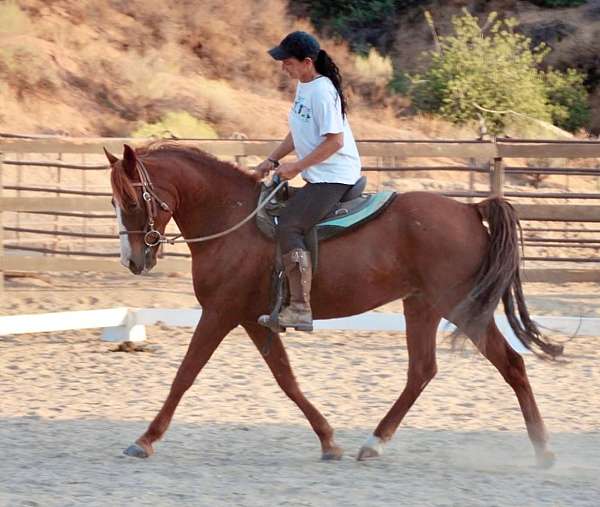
top-left (119, 160), bottom-right (285, 247)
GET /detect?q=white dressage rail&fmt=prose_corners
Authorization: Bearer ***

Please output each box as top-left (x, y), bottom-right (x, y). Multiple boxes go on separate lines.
top-left (1, 308), bottom-right (599, 354)
top-left (0, 307), bottom-right (146, 342)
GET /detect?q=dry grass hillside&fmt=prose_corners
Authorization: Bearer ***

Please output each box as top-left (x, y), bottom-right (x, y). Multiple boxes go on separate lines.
top-left (0, 0), bottom-right (479, 140)
top-left (2, 0), bottom-right (598, 139)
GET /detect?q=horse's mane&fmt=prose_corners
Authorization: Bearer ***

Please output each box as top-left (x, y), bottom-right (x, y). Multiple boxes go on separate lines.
top-left (110, 140), bottom-right (258, 207)
top-left (138, 141), bottom-right (258, 182)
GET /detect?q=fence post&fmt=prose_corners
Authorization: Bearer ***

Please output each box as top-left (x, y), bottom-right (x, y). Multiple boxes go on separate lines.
top-left (235, 155), bottom-right (247, 170)
top-left (53, 152), bottom-right (62, 254)
top-left (15, 152), bottom-right (21, 243)
top-left (468, 157), bottom-right (476, 203)
top-left (82, 153), bottom-right (88, 253)
top-left (0, 152), bottom-right (4, 294)
top-left (490, 157), bottom-right (505, 197)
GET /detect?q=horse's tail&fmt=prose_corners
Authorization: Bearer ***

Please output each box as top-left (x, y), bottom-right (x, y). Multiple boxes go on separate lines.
top-left (450, 197), bottom-right (563, 359)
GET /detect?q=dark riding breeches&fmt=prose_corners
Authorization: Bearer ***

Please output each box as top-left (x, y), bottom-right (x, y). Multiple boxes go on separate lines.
top-left (277, 182), bottom-right (352, 253)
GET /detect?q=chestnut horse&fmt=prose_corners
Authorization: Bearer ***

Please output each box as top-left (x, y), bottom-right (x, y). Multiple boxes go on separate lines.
top-left (105, 142), bottom-right (562, 467)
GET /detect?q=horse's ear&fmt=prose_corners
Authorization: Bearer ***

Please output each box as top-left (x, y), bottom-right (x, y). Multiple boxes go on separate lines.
top-left (103, 147), bottom-right (119, 165)
top-left (122, 144), bottom-right (137, 179)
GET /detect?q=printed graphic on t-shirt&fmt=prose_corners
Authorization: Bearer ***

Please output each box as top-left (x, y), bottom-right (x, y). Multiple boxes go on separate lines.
top-left (292, 97), bottom-right (312, 122)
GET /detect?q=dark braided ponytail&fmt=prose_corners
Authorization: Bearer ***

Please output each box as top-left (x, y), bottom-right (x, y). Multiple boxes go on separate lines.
top-left (314, 50), bottom-right (348, 118)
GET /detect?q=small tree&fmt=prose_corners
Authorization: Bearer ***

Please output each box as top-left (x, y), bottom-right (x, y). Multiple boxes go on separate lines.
top-left (544, 68), bottom-right (590, 133)
top-left (411, 10), bottom-right (590, 134)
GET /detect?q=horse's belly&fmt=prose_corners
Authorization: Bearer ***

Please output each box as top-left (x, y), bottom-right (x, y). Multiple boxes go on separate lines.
top-left (311, 217), bottom-right (414, 319)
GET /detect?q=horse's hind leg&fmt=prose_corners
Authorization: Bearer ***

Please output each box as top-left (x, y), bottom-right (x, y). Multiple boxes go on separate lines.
top-left (242, 322), bottom-right (343, 460)
top-left (479, 322), bottom-right (554, 468)
top-left (358, 296), bottom-right (441, 460)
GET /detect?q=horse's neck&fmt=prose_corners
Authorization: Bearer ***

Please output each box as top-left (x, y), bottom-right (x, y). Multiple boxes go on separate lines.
top-left (171, 161), bottom-right (259, 247)
top-left (168, 162), bottom-right (266, 301)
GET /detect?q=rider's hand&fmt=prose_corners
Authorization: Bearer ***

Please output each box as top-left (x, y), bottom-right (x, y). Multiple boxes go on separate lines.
top-left (253, 159), bottom-right (276, 181)
top-left (275, 161), bottom-right (302, 181)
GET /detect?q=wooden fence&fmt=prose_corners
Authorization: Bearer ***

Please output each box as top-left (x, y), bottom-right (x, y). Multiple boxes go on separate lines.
top-left (2, 136), bottom-right (600, 291)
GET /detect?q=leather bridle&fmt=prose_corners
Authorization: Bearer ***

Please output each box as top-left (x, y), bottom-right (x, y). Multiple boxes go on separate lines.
top-left (118, 160), bottom-right (172, 248)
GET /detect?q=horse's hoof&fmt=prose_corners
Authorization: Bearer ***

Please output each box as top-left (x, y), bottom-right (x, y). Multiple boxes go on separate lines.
top-left (357, 434), bottom-right (385, 461)
top-left (124, 442), bottom-right (151, 458)
top-left (322, 445), bottom-right (344, 461)
top-left (357, 446), bottom-right (381, 461)
top-left (536, 450), bottom-right (556, 469)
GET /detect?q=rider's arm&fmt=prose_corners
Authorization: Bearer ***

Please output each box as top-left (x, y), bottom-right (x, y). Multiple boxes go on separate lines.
top-left (254, 132), bottom-right (295, 180)
top-left (268, 131), bottom-right (295, 163)
top-left (294, 132), bottom-right (343, 171)
top-left (274, 132), bottom-right (343, 180)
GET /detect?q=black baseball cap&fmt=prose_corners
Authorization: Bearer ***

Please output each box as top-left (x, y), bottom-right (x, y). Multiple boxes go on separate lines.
top-left (268, 31), bottom-right (320, 61)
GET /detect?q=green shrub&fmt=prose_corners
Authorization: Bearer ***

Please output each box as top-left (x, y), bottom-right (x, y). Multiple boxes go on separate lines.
top-left (298, 0), bottom-right (426, 50)
top-left (527, 0), bottom-right (586, 7)
top-left (132, 112), bottom-right (218, 139)
top-left (410, 10), bottom-right (590, 134)
top-left (544, 68), bottom-right (590, 132)
top-left (304, 0), bottom-right (396, 32)
top-left (388, 70), bottom-right (411, 95)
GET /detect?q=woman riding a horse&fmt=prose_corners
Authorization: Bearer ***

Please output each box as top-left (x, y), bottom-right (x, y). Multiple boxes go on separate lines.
top-left (254, 31), bottom-right (361, 332)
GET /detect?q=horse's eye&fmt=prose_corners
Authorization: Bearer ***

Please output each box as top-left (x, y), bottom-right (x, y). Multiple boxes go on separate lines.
top-left (125, 201), bottom-right (140, 212)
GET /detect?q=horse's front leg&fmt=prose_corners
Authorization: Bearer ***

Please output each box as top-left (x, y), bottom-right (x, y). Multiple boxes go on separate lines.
top-left (242, 322), bottom-right (343, 460)
top-left (124, 312), bottom-right (235, 458)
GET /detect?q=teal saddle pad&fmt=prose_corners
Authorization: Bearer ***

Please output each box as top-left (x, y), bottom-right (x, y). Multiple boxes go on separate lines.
top-left (315, 190), bottom-right (396, 241)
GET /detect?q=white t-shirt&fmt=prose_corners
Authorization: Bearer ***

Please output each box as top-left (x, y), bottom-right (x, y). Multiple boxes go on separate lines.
top-left (288, 76), bottom-right (361, 185)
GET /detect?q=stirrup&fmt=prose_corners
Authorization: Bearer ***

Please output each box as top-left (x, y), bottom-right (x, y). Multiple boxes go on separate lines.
top-left (258, 313), bottom-right (286, 333)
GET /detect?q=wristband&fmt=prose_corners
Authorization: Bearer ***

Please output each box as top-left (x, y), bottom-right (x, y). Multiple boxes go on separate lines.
top-left (267, 158), bottom-right (280, 168)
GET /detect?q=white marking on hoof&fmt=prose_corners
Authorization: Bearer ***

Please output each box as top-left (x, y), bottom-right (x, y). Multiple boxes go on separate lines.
top-left (536, 449), bottom-right (556, 469)
top-left (357, 434), bottom-right (385, 460)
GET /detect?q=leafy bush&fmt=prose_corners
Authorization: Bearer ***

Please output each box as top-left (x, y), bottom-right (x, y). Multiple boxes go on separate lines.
top-left (132, 112), bottom-right (218, 139)
top-left (304, 0), bottom-right (397, 32)
top-left (544, 68), bottom-right (590, 132)
top-left (298, 0), bottom-right (426, 51)
top-left (410, 10), bottom-right (590, 134)
top-left (388, 70), bottom-right (411, 95)
top-left (527, 0), bottom-right (586, 7)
